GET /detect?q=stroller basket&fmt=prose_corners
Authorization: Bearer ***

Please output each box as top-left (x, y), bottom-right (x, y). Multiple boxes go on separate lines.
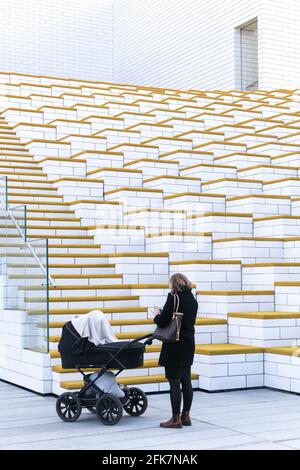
top-left (58, 321), bottom-right (148, 369)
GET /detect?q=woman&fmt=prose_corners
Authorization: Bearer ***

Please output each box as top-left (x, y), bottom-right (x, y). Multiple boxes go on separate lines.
top-left (153, 273), bottom-right (198, 429)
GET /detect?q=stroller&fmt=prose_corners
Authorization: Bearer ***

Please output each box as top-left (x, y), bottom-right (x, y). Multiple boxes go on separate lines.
top-left (56, 321), bottom-right (153, 425)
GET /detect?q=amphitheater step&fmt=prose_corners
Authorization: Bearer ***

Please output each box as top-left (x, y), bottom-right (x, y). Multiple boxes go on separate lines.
top-left (195, 343), bottom-right (264, 391)
top-left (57, 373), bottom-right (199, 394)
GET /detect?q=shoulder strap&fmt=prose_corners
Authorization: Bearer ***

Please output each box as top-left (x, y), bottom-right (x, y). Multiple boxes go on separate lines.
top-left (173, 293), bottom-right (180, 313)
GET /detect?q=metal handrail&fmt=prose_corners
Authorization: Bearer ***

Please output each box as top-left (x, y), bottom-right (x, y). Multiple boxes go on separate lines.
top-left (0, 175), bottom-right (55, 286)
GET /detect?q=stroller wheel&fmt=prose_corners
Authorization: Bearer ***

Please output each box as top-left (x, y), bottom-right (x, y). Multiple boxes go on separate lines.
top-left (96, 393), bottom-right (123, 425)
top-left (56, 392), bottom-right (82, 422)
top-left (123, 387), bottom-right (148, 416)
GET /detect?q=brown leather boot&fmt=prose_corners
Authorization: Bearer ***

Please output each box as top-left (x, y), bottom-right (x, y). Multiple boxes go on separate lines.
top-left (181, 411), bottom-right (192, 426)
top-left (160, 414), bottom-right (182, 428)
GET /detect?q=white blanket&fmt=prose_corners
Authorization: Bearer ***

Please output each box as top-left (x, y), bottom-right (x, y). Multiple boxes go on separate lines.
top-left (71, 310), bottom-right (118, 346)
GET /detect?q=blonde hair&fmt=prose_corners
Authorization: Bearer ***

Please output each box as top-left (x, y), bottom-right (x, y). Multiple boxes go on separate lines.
top-left (170, 273), bottom-right (193, 293)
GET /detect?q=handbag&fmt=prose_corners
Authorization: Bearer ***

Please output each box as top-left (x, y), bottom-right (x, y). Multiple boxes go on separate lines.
top-left (153, 293), bottom-right (183, 343)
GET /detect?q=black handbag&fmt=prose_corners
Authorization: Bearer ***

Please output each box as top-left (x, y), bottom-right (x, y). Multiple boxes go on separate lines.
top-left (153, 293), bottom-right (183, 343)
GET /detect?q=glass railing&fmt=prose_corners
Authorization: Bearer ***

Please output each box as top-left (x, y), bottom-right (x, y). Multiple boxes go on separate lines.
top-left (0, 175), bottom-right (52, 353)
top-left (0, 175), bottom-right (8, 209)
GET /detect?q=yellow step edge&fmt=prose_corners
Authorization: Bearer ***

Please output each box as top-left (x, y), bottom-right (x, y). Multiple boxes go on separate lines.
top-left (164, 192), bottom-right (225, 200)
top-left (48, 283), bottom-right (169, 290)
top-left (50, 343), bottom-right (161, 359)
top-left (196, 343), bottom-right (264, 355)
top-left (243, 262), bottom-right (300, 268)
top-left (124, 158), bottom-right (179, 166)
top-left (275, 282), bottom-right (300, 286)
top-left (9, 193), bottom-right (63, 199)
top-left (188, 211), bottom-right (253, 219)
top-left (228, 311), bottom-right (300, 319)
top-left (146, 231), bottom-right (212, 238)
top-left (50, 331), bottom-right (151, 343)
top-left (213, 236), bottom-right (286, 243)
top-left (88, 167), bottom-right (142, 176)
top-left (170, 259), bottom-right (240, 265)
top-left (197, 290), bottom-right (274, 296)
top-left (36, 295), bottom-right (141, 303)
top-left (60, 373), bottom-right (199, 390)
top-left (51, 274), bottom-right (121, 279)
top-left (49, 244), bottom-right (101, 249)
top-left (227, 194), bottom-right (291, 201)
top-left (49, 317), bottom-right (227, 328)
top-left (202, 177), bottom-right (263, 185)
top-left (35, 307), bottom-right (147, 316)
top-left (104, 187), bottom-right (163, 195)
top-left (265, 346), bottom-right (300, 357)
top-left (53, 359), bottom-right (159, 374)
top-left (144, 175), bottom-right (201, 182)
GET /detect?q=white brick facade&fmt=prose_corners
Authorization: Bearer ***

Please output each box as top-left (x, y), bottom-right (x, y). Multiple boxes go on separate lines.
top-left (0, 0), bottom-right (113, 81)
top-left (0, 1), bottom-right (300, 89)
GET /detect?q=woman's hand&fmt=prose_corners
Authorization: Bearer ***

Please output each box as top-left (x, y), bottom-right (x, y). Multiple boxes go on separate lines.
top-left (152, 306), bottom-right (161, 317)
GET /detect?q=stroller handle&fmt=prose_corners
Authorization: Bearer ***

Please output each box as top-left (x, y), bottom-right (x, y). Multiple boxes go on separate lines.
top-left (130, 333), bottom-right (153, 346)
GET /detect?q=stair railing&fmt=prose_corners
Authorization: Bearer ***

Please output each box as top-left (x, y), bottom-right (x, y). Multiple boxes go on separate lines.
top-left (0, 175), bottom-right (55, 353)
top-left (0, 175), bottom-right (55, 286)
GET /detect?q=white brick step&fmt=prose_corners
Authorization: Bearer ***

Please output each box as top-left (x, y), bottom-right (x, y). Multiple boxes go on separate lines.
top-left (164, 192), bottom-right (226, 214)
top-left (188, 212), bottom-right (253, 239)
top-left (26, 226), bottom-right (88, 237)
top-left (195, 343), bottom-right (264, 391)
top-left (1, 173), bottom-right (49, 182)
top-left (0, 160), bottom-right (37, 170)
top-left (0, 147), bottom-right (31, 155)
top-left (48, 328), bottom-right (152, 350)
top-left (228, 311), bottom-right (300, 347)
top-left (7, 179), bottom-right (57, 189)
top-left (5, 262), bottom-right (116, 277)
top-left (23, 284), bottom-right (133, 299)
top-left (254, 215), bottom-right (300, 237)
top-left (88, 224), bottom-right (145, 252)
top-left (197, 289), bottom-right (274, 320)
top-left (49, 263), bottom-right (117, 276)
top-left (25, 294), bottom-right (141, 311)
top-left (243, 262), bottom-right (300, 290)
top-left (55, 372), bottom-right (199, 395)
top-left (46, 306), bottom-right (149, 323)
top-left (124, 208), bottom-right (186, 234)
top-left (26, 217), bottom-right (82, 228)
top-left (170, 259), bottom-right (241, 291)
top-left (226, 194), bottom-right (291, 218)
top-left (0, 242), bottom-right (100, 256)
top-left (146, 231), bottom-right (212, 261)
top-left (52, 361), bottom-right (164, 384)
top-left (7, 186), bottom-right (59, 196)
top-left (9, 201), bottom-right (71, 210)
top-left (26, 209), bottom-right (77, 219)
top-left (8, 192), bottom-right (63, 203)
top-left (213, 237), bottom-right (284, 264)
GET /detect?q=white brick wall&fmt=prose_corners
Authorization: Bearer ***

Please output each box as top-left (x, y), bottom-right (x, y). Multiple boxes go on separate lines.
top-left (1, 1), bottom-right (300, 92)
top-left (0, 0), bottom-right (113, 81)
top-left (113, 0), bottom-right (300, 90)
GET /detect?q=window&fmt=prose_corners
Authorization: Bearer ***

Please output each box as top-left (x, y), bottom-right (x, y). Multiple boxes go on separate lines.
top-left (235, 18), bottom-right (258, 90)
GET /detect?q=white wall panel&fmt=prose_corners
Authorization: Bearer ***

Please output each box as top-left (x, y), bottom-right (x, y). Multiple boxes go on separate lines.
top-left (0, 0), bottom-right (113, 81)
top-left (113, 0), bottom-right (300, 90)
top-left (113, 0), bottom-right (261, 89)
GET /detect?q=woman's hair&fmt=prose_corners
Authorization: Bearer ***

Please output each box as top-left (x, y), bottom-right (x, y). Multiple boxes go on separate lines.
top-left (170, 273), bottom-right (193, 293)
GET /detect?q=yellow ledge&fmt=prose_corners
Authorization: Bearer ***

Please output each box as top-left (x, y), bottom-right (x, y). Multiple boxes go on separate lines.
top-left (196, 343), bottom-right (264, 355)
top-left (228, 311), bottom-right (300, 319)
top-left (197, 290), bottom-right (274, 296)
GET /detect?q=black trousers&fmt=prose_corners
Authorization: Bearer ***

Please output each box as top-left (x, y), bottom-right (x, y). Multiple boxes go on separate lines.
top-left (165, 366), bottom-right (193, 415)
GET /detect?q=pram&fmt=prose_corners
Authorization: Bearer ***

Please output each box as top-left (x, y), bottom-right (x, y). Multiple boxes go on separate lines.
top-left (56, 321), bottom-right (153, 425)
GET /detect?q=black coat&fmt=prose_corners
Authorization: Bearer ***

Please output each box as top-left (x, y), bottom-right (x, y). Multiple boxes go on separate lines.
top-left (153, 290), bottom-right (198, 369)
